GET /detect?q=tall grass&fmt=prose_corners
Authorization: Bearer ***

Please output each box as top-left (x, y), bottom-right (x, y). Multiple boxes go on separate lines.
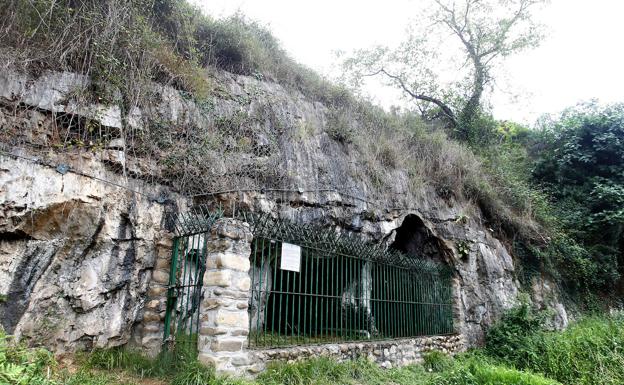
top-left (486, 303), bottom-right (624, 385)
top-left (518, 317), bottom-right (624, 385)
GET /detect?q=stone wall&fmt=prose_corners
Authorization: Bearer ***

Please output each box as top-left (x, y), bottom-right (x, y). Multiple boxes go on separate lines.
top-left (252, 335), bottom-right (465, 370)
top-left (197, 218), bottom-right (256, 375)
top-left (131, 232), bottom-right (174, 356)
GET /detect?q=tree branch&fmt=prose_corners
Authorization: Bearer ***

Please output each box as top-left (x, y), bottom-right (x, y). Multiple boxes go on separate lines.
top-left (371, 68), bottom-right (458, 127)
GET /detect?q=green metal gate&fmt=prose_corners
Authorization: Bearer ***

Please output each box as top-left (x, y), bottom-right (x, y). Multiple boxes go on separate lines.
top-left (162, 208), bottom-right (223, 350)
top-left (162, 207), bottom-right (454, 351)
top-left (244, 212), bottom-right (454, 348)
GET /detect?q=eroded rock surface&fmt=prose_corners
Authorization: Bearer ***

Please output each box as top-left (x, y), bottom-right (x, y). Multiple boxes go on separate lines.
top-left (0, 156), bottom-right (187, 351)
top-left (0, 68), bottom-right (567, 351)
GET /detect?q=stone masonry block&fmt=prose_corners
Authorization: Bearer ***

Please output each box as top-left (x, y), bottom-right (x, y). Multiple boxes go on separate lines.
top-left (215, 309), bottom-right (248, 327)
top-left (155, 257), bottom-right (170, 269)
top-left (198, 353), bottom-right (228, 368)
top-left (147, 285), bottom-right (167, 297)
top-left (236, 276), bottom-right (251, 291)
top-left (205, 270), bottom-right (232, 287)
top-left (216, 252), bottom-right (250, 272)
top-left (152, 270), bottom-right (169, 284)
top-left (210, 339), bottom-right (243, 352)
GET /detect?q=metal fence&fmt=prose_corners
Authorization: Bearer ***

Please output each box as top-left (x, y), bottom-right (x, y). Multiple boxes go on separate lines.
top-left (162, 209), bottom-right (223, 350)
top-left (245, 213), bottom-right (454, 348)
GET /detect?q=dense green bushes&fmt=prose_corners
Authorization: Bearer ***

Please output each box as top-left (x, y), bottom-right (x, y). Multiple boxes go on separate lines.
top-left (531, 102), bottom-right (624, 294)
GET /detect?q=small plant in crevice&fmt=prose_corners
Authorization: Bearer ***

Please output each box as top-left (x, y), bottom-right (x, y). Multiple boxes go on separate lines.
top-left (456, 240), bottom-right (471, 259)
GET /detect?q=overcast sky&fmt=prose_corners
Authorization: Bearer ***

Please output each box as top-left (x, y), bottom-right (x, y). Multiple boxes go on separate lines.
top-left (192, 0), bottom-right (624, 125)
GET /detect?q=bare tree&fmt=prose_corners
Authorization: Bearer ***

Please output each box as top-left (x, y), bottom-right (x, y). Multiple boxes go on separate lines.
top-left (341, 0), bottom-right (546, 141)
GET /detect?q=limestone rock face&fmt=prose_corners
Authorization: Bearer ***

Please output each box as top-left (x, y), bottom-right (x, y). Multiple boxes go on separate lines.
top-left (0, 155), bottom-right (187, 352)
top-left (0, 68), bottom-right (567, 351)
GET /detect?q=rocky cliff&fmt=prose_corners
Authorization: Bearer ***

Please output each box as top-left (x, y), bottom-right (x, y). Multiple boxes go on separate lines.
top-left (0, 68), bottom-right (567, 351)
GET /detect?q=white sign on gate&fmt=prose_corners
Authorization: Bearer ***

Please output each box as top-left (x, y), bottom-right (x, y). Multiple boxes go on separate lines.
top-left (280, 242), bottom-right (301, 272)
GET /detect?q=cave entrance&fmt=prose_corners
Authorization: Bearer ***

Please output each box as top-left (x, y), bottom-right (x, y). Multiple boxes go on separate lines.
top-left (389, 214), bottom-right (449, 265)
top-left (246, 212), bottom-right (455, 349)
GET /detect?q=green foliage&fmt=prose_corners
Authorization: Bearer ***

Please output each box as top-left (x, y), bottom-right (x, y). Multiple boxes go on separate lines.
top-left (485, 297), bottom-right (545, 365)
top-left (483, 310), bottom-right (624, 385)
top-left (0, 330), bottom-right (56, 385)
top-left (423, 351), bottom-right (452, 373)
top-left (532, 102), bottom-right (624, 294)
top-left (429, 355), bottom-right (560, 385)
top-left (169, 360), bottom-right (213, 385)
top-left (255, 355), bottom-right (559, 385)
top-left (455, 241), bottom-right (471, 259)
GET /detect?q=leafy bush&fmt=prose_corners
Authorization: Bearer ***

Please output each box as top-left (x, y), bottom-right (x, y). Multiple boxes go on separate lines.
top-left (483, 305), bottom-right (624, 385)
top-left (485, 298), bottom-right (545, 366)
top-left (531, 102), bottom-right (624, 294)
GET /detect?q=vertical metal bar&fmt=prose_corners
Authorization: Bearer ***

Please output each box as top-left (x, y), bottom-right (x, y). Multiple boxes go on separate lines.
top-left (297, 246), bottom-right (303, 345)
top-left (389, 264), bottom-right (395, 338)
top-left (330, 253), bottom-right (335, 342)
top-left (190, 233), bottom-right (200, 344)
top-left (351, 255), bottom-right (356, 341)
top-left (427, 273), bottom-right (432, 335)
top-left (270, 240), bottom-right (279, 347)
top-left (320, 252), bottom-right (325, 342)
top-left (163, 237), bottom-right (180, 343)
top-left (176, 235), bottom-right (189, 336)
top-left (390, 263), bottom-right (396, 338)
top-left (314, 250), bottom-right (319, 341)
top-left (261, 238), bottom-right (268, 347)
top-left (303, 247), bottom-right (309, 342)
top-left (285, 265), bottom-right (291, 346)
top-left (380, 264), bottom-right (390, 338)
top-left (339, 253), bottom-right (343, 340)
top-left (187, 235), bottom-right (201, 343)
top-left (346, 254), bottom-right (351, 340)
top-left (182, 234), bottom-right (195, 343)
top-left (409, 272), bottom-right (415, 337)
top-left (399, 268), bottom-right (409, 337)
top-left (403, 268), bottom-right (408, 337)
top-left (357, 258), bottom-right (362, 340)
top-left (277, 242), bottom-right (285, 346)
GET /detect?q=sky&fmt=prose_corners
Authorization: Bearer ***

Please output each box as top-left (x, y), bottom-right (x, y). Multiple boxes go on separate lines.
top-left (191, 0), bottom-right (624, 125)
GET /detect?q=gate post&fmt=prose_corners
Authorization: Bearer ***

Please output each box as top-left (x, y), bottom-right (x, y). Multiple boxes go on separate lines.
top-left (198, 218), bottom-right (255, 375)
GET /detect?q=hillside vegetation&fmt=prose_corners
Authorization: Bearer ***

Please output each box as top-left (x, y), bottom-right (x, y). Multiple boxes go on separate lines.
top-left (3, 0), bottom-right (622, 306)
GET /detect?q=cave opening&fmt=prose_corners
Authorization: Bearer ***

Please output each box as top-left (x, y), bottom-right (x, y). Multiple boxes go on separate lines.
top-left (389, 214), bottom-right (448, 265)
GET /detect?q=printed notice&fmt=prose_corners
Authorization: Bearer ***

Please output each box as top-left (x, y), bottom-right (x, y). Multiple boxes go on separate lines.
top-left (280, 242), bottom-right (301, 272)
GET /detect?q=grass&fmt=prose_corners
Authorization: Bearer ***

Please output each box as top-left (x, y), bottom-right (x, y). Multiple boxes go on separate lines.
top-left (256, 355), bottom-right (560, 385)
top-left (7, 315), bottom-right (624, 385)
top-left (505, 316), bottom-right (624, 385)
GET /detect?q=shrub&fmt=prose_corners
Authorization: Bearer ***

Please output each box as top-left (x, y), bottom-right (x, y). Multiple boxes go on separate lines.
top-left (485, 296), bottom-right (545, 365)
